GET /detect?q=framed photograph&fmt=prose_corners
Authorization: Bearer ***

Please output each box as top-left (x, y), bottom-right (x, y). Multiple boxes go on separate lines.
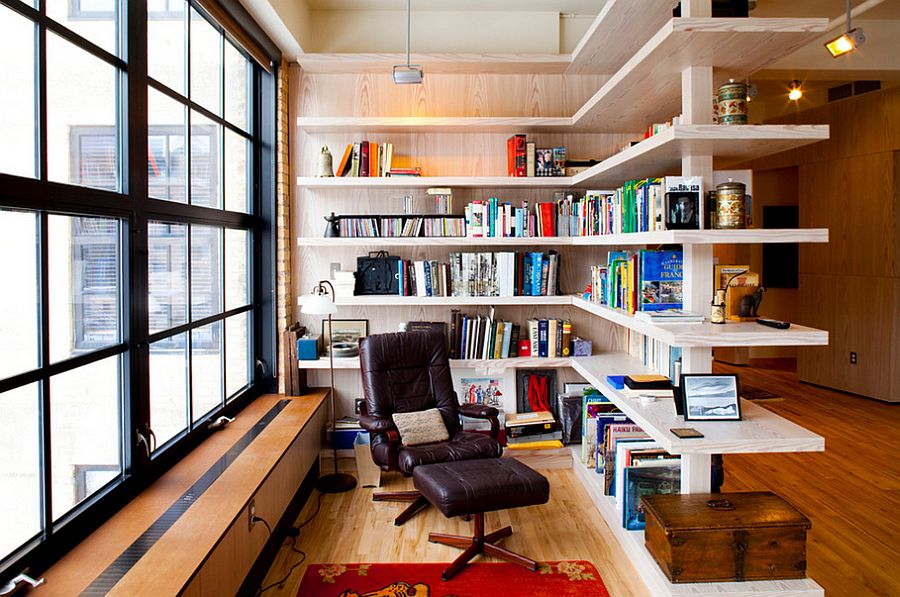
top-left (322, 319), bottom-right (368, 354)
top-left (516, 369), bottom-right (558, 413)
top-left (681, 374), bottom-right (742, 421)
top-left (458, 377), bottom-right (504, 408)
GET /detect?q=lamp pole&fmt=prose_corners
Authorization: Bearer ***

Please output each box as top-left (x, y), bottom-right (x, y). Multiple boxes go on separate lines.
top-left (303, 280), bottom-right (356, 494)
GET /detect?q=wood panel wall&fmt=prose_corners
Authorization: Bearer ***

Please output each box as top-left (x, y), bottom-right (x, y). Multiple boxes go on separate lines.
top-left (290, 68), bottom-right (634, 416)
top-left (745, 85), bottom-right (900, 401)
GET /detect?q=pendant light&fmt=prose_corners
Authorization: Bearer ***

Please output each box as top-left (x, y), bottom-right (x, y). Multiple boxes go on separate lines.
top-left (392, 0), bottom-right (423, 84)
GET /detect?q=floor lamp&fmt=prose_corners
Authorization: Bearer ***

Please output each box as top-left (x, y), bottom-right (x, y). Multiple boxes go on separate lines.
top-left (301, 280), bottom-right (357, 494)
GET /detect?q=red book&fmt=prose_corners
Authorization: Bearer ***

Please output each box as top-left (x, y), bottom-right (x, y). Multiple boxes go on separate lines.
top-left (540, 203), bottom-right (555, 237)
top-left (507, 134), bottom-right (526, 177)
top-left (360, 141), bottom-right (370, 177)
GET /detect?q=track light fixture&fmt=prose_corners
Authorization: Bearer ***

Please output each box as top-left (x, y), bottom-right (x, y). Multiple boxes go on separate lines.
top-left (788, 80), bottom-right (802, 101)
top-left (825, 0), bottom-right (865, 57)
top-left (392, 0), bottom-right (423, 84)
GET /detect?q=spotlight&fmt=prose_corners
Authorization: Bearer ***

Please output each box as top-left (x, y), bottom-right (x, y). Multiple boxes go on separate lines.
top-left (825, 28), bottom-right (865, 57)
top-left (788, 81), bottom-right (802, 101)
top-left (825, 0), bottom-right (865, 58)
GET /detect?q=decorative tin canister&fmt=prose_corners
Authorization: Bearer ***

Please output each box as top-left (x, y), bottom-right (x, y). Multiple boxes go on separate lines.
top-left (715, 180), bottom-right (747, 229)
top-left (716, 79), bottom-right (748, 125)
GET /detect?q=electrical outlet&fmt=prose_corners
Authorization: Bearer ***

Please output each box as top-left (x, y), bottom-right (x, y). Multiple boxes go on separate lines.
top-left (248, 498), bottom-right (256, 532)
top-left (850, 352), bottom-right (858, 365)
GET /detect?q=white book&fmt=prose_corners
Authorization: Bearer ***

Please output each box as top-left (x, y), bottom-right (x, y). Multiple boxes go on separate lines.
top-left (615, 440), bottom-right (660, 511)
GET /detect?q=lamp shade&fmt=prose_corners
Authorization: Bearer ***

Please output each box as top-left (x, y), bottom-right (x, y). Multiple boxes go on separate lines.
top-left (301, 293), bottom-right (337, 316)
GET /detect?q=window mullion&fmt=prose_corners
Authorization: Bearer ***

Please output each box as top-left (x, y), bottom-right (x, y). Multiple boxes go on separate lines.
top-left (37, 212), bottom-right (52, 540)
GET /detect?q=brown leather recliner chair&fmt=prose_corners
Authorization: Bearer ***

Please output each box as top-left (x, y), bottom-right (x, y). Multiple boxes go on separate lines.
top-left (358, 331), bottom-right (502, 525)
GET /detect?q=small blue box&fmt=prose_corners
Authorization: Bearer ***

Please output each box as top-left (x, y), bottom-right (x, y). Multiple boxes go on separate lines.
top-left (328, 427), bottom-right (364, 450)
top-left (606, 375), bottom-right (626, 390)
top-left (297, 335), bottom-right (322, 360)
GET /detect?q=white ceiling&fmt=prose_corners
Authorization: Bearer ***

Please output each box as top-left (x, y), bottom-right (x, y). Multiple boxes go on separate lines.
top-left (304, 0), bottom-right (607, 12)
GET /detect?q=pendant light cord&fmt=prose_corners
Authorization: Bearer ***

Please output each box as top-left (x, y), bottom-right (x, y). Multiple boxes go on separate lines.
top-left (406, 0), bottom-right (411, 66)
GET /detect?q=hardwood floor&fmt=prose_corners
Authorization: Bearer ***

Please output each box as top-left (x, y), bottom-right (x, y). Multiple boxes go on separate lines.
top-left (259, 362), bottom-right (900, 596)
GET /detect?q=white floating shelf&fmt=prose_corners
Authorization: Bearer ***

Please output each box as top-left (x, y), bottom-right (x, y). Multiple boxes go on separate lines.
top-left (566, 0), bottom-right (674, 75)
top-left (570, 297), bottom-right (829, 348)
top-left (297, 295), bottom-right (572, 307)
top-left (297, 237), bottom-right (571, 248)
top-left (297, 125), bottom-right (829, 189)
top-left (296, 117), bottom-right (573, 134)
top-left (572, 125), bottom-right (830, 186)
top-left (299, 356), bottom-right (575, 371)
top-left (573, 17), bottom-right (829, 132)
top-left (572, 448), bottom-right (824, 596)
top-left (570, 353), bottom-right (825, 455)
top-left (298, 228), bottom-right (829, 248)
top-left (296, 175), bottom-right (574, 189)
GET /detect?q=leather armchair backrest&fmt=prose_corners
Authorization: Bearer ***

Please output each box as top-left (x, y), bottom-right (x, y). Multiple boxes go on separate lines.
top-left (359, 331), bottom-right (462, 436)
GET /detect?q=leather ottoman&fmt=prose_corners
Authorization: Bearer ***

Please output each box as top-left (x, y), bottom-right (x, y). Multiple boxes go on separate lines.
top-left (413, 457), bottom-right (550, 580)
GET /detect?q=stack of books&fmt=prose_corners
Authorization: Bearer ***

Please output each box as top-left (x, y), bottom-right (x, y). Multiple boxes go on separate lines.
top-left (504, 411), bottom-right (562, 448)
top-left (450, 311), bottom-right (520, 360)
top-left (448, 251), bottom-right (560, 297)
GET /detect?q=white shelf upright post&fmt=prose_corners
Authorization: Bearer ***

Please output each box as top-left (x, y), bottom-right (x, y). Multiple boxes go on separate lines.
top-left (678, 51), bottom-right (715, 493)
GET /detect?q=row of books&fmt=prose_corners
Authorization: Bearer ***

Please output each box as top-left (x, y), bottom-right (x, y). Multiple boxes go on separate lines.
top-left (588, 249), bottom-right (683, 314)
top-left (626, 330), bottom-right (684, 383)
top-left (448, 251), bottom-right (560, 297)
top-left (336, 215), bottom-right (465, 238)
top-left (335, 141), bottom-right (395, 177)
top-left (462, 193), bottom-right (583, 238)
top-left (594, 176), bottom-right (703, 235)
top-left (507, 134), bottom-right (566, 177)
top-left (582, 394), bottom-right (681, 531)
top-left (451, 312), bottom-right (521, 360)
top-left (448, 311), bottom-right (573, 359)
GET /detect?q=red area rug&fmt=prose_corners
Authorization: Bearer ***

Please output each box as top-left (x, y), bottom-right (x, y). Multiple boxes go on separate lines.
top-left (296, 561), bottom-right (609, 597)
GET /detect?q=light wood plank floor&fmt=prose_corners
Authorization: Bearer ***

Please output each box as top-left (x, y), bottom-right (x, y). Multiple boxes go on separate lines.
top-left (260, 362), bottom-right (900, 596)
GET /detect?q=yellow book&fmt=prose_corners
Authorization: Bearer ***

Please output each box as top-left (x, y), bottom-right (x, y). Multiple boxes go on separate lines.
top-left (506, 440), bottom-right (564, 450)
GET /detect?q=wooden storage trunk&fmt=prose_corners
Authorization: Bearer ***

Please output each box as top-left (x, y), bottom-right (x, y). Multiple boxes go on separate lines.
top-left (642, 491), bottom-right (810, 583)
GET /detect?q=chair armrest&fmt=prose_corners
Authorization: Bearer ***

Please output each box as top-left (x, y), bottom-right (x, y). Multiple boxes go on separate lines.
top-left (458, 404), bottom-right (499, 419)
top-left (359, 414), bottom-right (396, 434)
top-left (458, 403), bottom-right (501, 441)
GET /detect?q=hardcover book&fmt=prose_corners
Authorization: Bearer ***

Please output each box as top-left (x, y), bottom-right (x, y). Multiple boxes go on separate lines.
top-left (664, 176), bottom-right (702, 229)
top-left (622, 464), bottom-right (681, 531)
top-left (639, 250), bottom-right (684, 312)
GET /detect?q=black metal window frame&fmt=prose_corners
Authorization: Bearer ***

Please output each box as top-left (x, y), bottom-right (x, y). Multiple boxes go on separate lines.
top-left (0, 0), bottom-right (278, 582)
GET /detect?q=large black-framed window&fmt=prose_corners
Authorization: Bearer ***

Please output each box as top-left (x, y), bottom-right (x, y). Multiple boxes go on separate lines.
top-left (0, 0), bottom-right (277, 581)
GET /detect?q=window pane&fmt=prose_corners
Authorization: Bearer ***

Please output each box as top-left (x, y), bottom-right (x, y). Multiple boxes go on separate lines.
top-left (190, 225), bottom-right (221, 321)
top-left (46, 0), bottom-right (118, 57)
top-left (224, 228), bottom-right (248, 311)
top-left (189, 8), bottom-right (221, 115)
top-left (148, 0), bottom-right (185, 93)
top-left (49, 215), bottom-right (121, 363)
top-left (47, 32), bottom-right (119, 192)
top-left (225, 312), bottom-right (249, 400)
top-left (50, 355), bottom-right (122, 521)
top-left (0, 384), bottom-right (41, 561)
top-left (0, 210), bottom-right (39, 380)
top-left (190, 111), bottom-right (221, 208)
top-left (0, 6), bottom-right (37, 178)
top-left (150, 335), bottom-right (188, 450)
top-left (192, 321), bottom-right (222, 422)
top-left (148, 89), bottom-right (187, 203)
top-left (224, 130), bottom-right (250, 214)
top-left (149, 222), bottom-right (187, 334)
top-left (224, 40), bottom-right (249, 131)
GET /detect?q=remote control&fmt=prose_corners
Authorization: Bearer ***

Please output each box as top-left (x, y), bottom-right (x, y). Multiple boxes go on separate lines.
top-left (756, 318), bottom-right (791, 329)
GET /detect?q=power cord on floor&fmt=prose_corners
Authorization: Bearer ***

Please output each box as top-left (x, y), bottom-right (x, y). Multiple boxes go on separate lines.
top-left (256, 491), bottom-right (325, 596)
